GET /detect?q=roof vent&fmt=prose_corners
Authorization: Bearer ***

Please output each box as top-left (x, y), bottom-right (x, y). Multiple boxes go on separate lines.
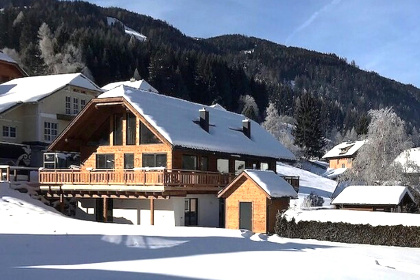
top-left (199, 108), bottom-right (209, 132)
top-left (242, 119), bottom-right (251, 138)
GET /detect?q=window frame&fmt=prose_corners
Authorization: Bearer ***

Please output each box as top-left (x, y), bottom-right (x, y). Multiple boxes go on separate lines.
top-left (44, 122), bottom-right (58, 142)
top-left (3, 125), bottom-right (16, 138)
top-left (142, 153), bottom-right (167, 168)
top-left (96, 153), bottom-right (115, 169)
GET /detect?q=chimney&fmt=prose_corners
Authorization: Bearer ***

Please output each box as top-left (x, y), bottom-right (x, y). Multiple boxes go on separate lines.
top-left (199, 108), bottom-right (209, 132)
top-left (242, 119), bottom-right (251, 138)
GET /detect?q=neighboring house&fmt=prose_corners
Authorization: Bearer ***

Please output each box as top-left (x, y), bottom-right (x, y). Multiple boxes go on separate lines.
top-left (39, 84), bottom-right (296, 227)
top-left (394, 147), bottom-right (420, 185)
top-left (322, 140), bottom-right (366, 169)
top-left (0, 73), bottom-right (102, 166)
top-left (331, 185), bottom-right (415, 212)
top-left (0, 51), bottom-right (27, 83)
top-left (218, 169), bottom-right (297, 233)
top-left (102, 79), bottom-right (159, 93)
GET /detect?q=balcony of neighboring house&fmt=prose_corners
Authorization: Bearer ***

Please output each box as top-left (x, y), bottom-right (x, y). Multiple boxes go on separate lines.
top-left (39, 168), bottom-right (236, 197)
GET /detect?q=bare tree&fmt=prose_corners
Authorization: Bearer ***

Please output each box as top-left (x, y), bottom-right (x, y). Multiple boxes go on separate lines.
top-left (341, 107), bottom-right (412, 185)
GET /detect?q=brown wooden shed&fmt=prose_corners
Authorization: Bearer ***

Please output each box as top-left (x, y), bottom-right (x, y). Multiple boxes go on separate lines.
top-left (218, 169), bottom-right (298, 233)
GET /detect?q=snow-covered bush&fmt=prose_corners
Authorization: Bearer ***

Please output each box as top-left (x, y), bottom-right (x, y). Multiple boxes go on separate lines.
top-left (301, 192), bottom-right (324, 208)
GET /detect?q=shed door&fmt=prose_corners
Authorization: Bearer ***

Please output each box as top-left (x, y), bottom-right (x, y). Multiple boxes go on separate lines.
top-left (239, 202), bottom-right (252, 230)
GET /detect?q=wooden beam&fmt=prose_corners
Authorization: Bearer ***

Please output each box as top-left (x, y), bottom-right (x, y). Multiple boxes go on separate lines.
top-left (59, 194), bottom-right (65, 213)
top-left (103, 197), bottom-right (108, 223)
top-left (150, 197), bottom-right (155, 225)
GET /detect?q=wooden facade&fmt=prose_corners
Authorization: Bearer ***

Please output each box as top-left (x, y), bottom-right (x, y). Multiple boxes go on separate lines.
top-left (328, 157), bottom-right (353, 169)
top-left (0, 59), bottom-right (26, 83)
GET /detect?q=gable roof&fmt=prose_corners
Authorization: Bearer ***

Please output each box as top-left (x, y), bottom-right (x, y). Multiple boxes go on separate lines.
top-left (0, 51), bottom-right (17, 64)
top-left (98, 85), bottom-right (296, 160)
top-left (322, 140), bottom-right (366, 159)
top-left (102, 79), bottom-right (159, 93)
top-left (218, 169), bottom-right (298, 198)
top-left (394, 147), bottom-right (420, 174)
top-left (331, 185), bottom-right (414, 206)
top-left (0, 73), bottom-right (102, 114)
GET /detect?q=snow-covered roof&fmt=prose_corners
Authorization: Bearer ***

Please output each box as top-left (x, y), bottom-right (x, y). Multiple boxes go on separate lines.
top-left (322, 140), bottom-right (366, 159)
top-left (0, 73), bottom-right (102, 114)
top-left (244, 169), bottom-right (298, 198)
top-left (322, 167), bottom-right (347, 179)
top-left (0, 51), bottom-right (17, 64)
top-left (394, 147), bottom-right (420, 174)
top-left (98, 85), bottom-right (296, 160)
top-left (102, 79), bottom-right (159, 93)
top-left (331, 185), bottom-right (414, 206)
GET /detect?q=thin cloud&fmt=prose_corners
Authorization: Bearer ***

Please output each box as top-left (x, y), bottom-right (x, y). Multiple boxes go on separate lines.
top-left (286, 0), bottom-right (341, 45)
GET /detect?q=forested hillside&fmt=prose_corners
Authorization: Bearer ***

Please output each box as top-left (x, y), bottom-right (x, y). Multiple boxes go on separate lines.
top-left (1, 0), bottom-right (419, 139)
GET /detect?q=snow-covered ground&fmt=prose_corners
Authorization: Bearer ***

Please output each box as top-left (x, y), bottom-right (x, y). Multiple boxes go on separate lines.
top-left (277, 162), bottom-right (337, 206)
top-left (2, 183), bottom-right (420, 280)
top-left (107, 17), bottom-right (147, 41)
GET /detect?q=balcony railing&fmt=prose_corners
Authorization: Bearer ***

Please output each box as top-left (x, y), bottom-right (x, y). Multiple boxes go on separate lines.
top-left (39, 168), bottom-right (235, 188)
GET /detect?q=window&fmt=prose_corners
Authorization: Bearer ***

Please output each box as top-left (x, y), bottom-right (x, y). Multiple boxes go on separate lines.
top-left (126, 112), bottom-right (136, 145)
top-left (140, 122), bottom-right (161, 144)
top-left (96, 154), bottom-right (114, 169)
top-left (124, 153), bottom-right (134, 169)
top-left (217, 159), bottom-right (229, 173)
top-left (113, 114), bottom-right (123, 145)
top-left (3, 126), bottom-right (16, 138)
top-left (342, 163), bottom-right (346, 168)
top-left (73, 97), bottom-right (79, 114)
top-left (260, 162), bottom-right (269, 171)
top-left (200, 156), bottom-right (208, 171)
top-left (65, 96), bottom-right (71, 114)
top-left (235, 160), bottom-right (245, 175)
top-left (183, 155), bottom-right (197, 170)
top-left (80, 99), bottom-right (86, 110)
top-left (142, 153), bottom-right (167, 168)
top-left (44, 122), bottom-right (58, 142)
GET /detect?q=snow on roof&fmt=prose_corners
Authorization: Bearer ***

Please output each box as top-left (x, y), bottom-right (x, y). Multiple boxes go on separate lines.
top-left (394, 147), bottom-right (420, 174)
top-left (0, 51), bottom-right (17, 64)
top-left (102, 79), bottom-right (159, 93)
top-left (209, 103), bottom-right (227, 111)
top-left (244, 169), bottom-right (297, 198)
top-left (322, 140), bottom-right (366, 159)
top-left (99, 85), bottom-right (296, 160)
top-left (322, 167), bottom-right (347, 179)
top-left (0, 73), bottom-right (102, 114)
top-left (332, 185), bottom-right (414, 206)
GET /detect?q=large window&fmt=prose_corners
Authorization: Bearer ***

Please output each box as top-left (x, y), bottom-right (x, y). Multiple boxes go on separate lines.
top-left (80, 99), bottom-right (86, 110)
top-left (44, 122), bottom-right (58, 142)
top-left (235, 160), bottom-right (245, 175)
top-left (96, 154), bottom-right (114, 169)
top-left (142, 153), bottom-right (167, 168)
top-left (124, 153), bottom-right (134, 169)
top-left (140, 122), bottom-right (161, 144)
top-left (3, 126), bottom-right (16, 138)
top-left (126, 112), bottom-right (136, 145)
top-left (217, 159), bottom-right (229, 173)
top-left (65, 96), bottom-right (71, 114)
top-left (183, 155), bottom-right (197, 170)
top-left (200, 156), bottom-right (208, 171)
top-left (73, 97), bottom-right (79, 115)
top-left (113, 114), bottom-right (123, 146)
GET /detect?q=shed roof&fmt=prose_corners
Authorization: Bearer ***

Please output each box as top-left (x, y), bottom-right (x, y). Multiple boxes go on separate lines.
top-left (0, 73), bottom-right (102, 114)
top-left (322, 140), bottom-right (366, 159)
top-left (219, 170), bottom-right (298, 199)
top-left (331, 185), bottom-right (414, 206)
top-left (0, 51), bottom-right (17, 64)
top-left (98, 85), bottom-right (296, 160)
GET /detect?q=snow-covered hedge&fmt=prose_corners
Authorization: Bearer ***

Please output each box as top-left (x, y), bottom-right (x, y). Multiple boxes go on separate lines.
top-left (275, 212), bottom-right (420, 247)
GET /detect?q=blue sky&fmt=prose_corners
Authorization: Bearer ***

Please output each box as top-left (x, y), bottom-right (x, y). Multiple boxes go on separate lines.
top-left (87, 0), bottom-right (420, 88)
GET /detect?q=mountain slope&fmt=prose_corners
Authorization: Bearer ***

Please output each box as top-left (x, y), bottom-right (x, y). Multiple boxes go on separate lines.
top-left (0, 0), bottom-right (419, 134)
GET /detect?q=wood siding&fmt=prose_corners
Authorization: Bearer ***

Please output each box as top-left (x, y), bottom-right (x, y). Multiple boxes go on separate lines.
top-left (224, 179), bottom-right (268, 233)
top-left (0, 62), bottom-right (25, 83)
top-left (329, 157), bottom-right (353, 169)
top-left (267, 198), bottom-right (290, 233)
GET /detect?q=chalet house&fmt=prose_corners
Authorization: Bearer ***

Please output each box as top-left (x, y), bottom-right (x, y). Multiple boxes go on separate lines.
top-left (394, 147), bottom-right (420, 185)
top-left (218, 169), bottom-right (297, 233)
top-left (0, 51), bottom-right (27, 83)
top-left (39, 84), bottom-right (296, 227)
top-left (322, 140), bottom-right (366, 169)
top-left (0, 73), bottom-right (102, 166)
top-left (102, 79), bottom-right (159, 93)
top-left (331, 185), bottom-right (415, 212)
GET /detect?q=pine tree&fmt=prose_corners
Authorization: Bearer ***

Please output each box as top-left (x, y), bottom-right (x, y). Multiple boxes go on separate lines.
top-left (292, 92), bottom-right (325, 158)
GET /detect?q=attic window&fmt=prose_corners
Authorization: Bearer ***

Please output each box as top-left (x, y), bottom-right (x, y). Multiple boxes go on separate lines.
top-left (140, 122), bottom-right (161, 144)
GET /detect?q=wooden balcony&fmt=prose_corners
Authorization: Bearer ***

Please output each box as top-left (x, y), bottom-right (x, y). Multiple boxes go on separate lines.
top-left (39, 168), bottom-right (236, 189)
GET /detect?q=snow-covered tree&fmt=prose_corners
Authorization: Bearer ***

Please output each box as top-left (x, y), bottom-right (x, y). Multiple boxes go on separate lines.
top-left (239, 95), bottom-right (259, 121)
top-left (341, 107), bottom-right (413, 185)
